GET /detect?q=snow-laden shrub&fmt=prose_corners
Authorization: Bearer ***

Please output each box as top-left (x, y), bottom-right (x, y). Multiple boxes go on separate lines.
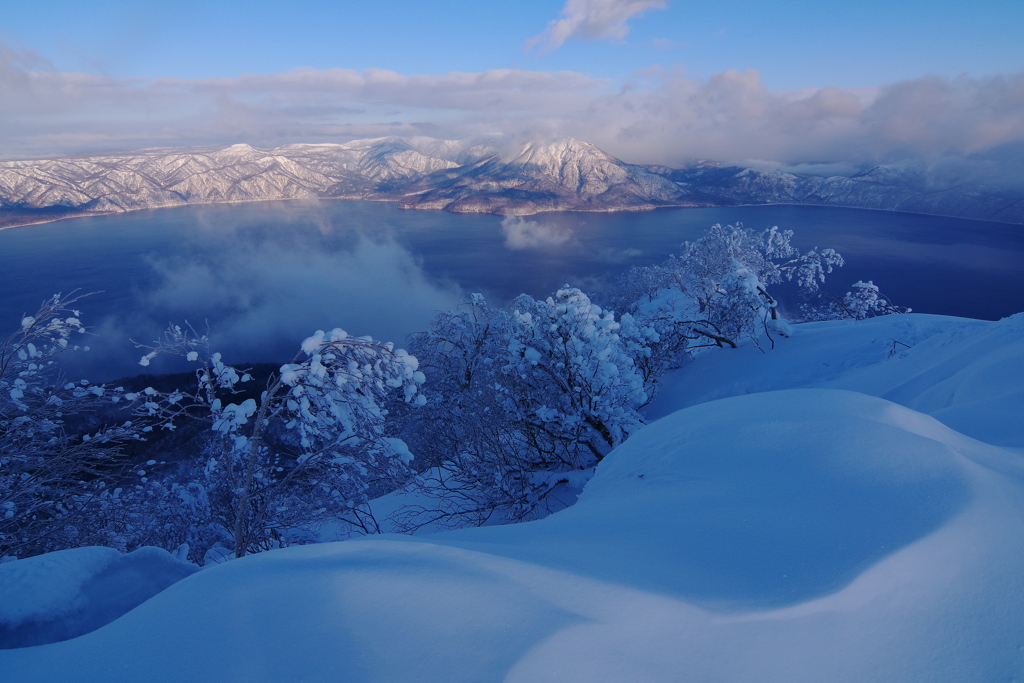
top-left (0, 294), bottom-right (145, 559)
top-left (396, 289), bottom-right (647, 531)
top-left (126, 324), bottom-right (425, 560)
top-left (610, 223), bottom-right (844, 376)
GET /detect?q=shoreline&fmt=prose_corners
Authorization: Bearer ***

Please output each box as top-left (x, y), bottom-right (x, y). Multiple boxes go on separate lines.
top-left (1, 195), bottom-right (1022, 233)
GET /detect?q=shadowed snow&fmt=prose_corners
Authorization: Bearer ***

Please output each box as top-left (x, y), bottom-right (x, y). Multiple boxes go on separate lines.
top-left (0, 547), bottom-right (197, 649)
top-left (1, 390), bottom-right (1022, 681)
top-left (2, 312), bottom-right (1023, 681)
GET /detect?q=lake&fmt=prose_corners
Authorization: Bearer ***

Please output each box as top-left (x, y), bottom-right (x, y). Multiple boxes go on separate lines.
top-left (1, 200), bottom-right (1022, 380)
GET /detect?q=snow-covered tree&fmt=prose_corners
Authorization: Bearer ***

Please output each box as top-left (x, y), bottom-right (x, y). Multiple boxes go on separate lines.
top-left (131, 324), bottom-right (425, 560)
top-left (841, 281), bottom-right (910, 318)
top-left (396, 289), bottom-right (647, 531)
top-left (506, 288), bottom-right (647, 459)
top-left (0, 294), bottom-right (143, 558)
top-left (803, 280), bottom-right (911, 321)
top-left (611, 223), bottom-right (844, 376)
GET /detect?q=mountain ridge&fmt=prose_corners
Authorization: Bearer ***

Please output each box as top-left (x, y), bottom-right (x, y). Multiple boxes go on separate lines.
top-left (1, 137), bottom-right (1021, 228)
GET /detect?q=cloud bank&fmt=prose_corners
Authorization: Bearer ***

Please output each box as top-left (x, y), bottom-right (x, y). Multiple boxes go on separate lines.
top-left (2, 39), bottom-right (1023, 186)
top-left (578, 69), bottom-right (1024, 178)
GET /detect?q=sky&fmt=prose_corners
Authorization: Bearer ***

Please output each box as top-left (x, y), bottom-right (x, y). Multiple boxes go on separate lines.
top-left (2, 0), bottom-right (1023, 174)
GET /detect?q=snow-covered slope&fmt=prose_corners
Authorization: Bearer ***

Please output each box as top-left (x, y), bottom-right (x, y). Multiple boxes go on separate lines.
top-left (0, 139), bottom-right (443, 216)
top-left (4, 137), bottom-right (1020, 227)
top-left (661, 163), bottom-right (1024, 224)
top-left (397, 138), bottom-right (686, 215)
top-left (0, 547), bottom-right (197, 649)
top-left (0, 137), bottom-right (693, 226)
top-left (1, 313), bottom-right (1022, 680)
top-left (648, 312), bottom-right (1024, 448)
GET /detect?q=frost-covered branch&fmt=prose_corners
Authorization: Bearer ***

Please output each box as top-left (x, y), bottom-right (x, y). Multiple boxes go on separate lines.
top-left (395, 289), bottom-right (646, 531)
top-left (609, 223), bottom-right (845, 375)
top-left (0, 293), bottom-right (147, 558)
top-left (130, 324), bottom-right (424, 559)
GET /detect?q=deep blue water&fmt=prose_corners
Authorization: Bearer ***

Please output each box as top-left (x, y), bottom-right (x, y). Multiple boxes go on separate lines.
top-left (1, 200), bottom-right (1021, 380)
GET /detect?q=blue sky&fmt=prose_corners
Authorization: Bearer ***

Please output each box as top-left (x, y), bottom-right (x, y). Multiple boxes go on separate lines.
top-left (2, 0), bottom-right (1023, 168)
top-left (6, 0), bottom-right (1021, 87)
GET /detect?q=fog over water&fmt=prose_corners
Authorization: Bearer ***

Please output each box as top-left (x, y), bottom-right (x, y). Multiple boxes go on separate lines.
top-left (1, 200), bottom-right (1022, 381)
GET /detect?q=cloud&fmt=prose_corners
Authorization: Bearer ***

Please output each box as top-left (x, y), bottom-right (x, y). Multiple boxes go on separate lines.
top-left (28, 207), bottom-right (465, 382)
top-left (0, 36), bottom-right (52, 78)
top-left (1, 35), bottom-right (1023, 188)
top-left (568, 69), bottom-right (1024, 177)
top-left (0, 47), bottom-right (606, 157)
top-left (142, 234), bottom-right (462, 365)
top-left (651, 38), bottom-right (682, 50)
top-left (527, 0), bottom-right (669, 54)
top-left (501, 216), bottom-right (574, 249)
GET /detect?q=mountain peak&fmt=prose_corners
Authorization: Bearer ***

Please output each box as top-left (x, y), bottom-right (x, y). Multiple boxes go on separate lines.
top-left (218, 143), bottom-right (259, 156)
top-left (513, 137), bottom-right (607, 163)
top-left (1, 136), bottom-right (1020, 226)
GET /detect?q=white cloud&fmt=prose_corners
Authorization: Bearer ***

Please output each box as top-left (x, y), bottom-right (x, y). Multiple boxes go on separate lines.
top-left (2, 36), bottom-right (1023, 188)
top-left (0, 49), bottom-right (606, 157)
top-left (527, 0), bottom-right (669, 55)
top-left (599, 70), bottom-right (1024, 171)
top-left (145, 233), bottom-right (462, 362)
top-left (50, 226), bottom-right (464, 381)
top-left (501, 216), bottom-right (574, 250)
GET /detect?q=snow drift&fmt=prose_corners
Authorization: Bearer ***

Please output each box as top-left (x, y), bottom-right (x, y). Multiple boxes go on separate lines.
top-left (648, 312), bottom-right (1024, 448)
top-left (0, 546), bottom-right (197, 649)
top-left (1, 312), bottom-right (1022, 681)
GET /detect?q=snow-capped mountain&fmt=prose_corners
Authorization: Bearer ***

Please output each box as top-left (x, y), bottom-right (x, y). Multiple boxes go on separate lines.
top-left (1, 137), bottom-right (1021, 228)
top-left (659, 163), bottom-right (1024, 224)
top-left (393, 138), bottom-right (688, 214)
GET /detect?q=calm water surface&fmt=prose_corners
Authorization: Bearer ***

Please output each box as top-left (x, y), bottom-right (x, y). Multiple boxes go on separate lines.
top-left (1, 200), bottom-right (1021, 379)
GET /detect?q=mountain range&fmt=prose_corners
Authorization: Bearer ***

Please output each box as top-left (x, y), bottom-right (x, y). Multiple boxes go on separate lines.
top-left (1, 137), bottom-right (1021, 228)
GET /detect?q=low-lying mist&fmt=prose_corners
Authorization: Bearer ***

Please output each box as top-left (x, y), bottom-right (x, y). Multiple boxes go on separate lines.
top-left (49, 217), bottom-right (464, 382)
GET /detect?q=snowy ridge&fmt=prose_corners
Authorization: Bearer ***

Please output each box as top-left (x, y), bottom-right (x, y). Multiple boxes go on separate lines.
top-left (3, 137), bottom-right (1019, 228)
top-left (397, 137), bottom-right (686, 215)
top-left (660, 162), bottom-right (1024, 224)
top-left (0, 137), bottom-right (688, 226)
top-left (1, 312), bottom-right (1023, 680)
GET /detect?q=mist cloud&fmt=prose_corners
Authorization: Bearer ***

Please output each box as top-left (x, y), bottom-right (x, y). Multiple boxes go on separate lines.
top-left (144, 236), bottom-right (462, 364)
top-left (501, 215), bottom-right (574, 249)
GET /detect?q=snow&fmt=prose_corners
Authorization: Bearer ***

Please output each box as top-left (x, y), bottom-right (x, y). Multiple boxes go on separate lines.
top-left (2, 312), bottom-right (1023, 680)
top-left (0, 546), bottom-right (198, 649)
top-left (647, 312), bottom-right (1024, 448)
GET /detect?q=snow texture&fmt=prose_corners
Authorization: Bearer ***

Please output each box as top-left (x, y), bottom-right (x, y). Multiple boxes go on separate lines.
top-left (0, 546), bottom-right (197, 649)
top-left (648, 312), bottom-right (1024, 448)
top-left (1, 312), bottom-right (1022, 681)
top-left (6, 136), bottom-right (1020, 225)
